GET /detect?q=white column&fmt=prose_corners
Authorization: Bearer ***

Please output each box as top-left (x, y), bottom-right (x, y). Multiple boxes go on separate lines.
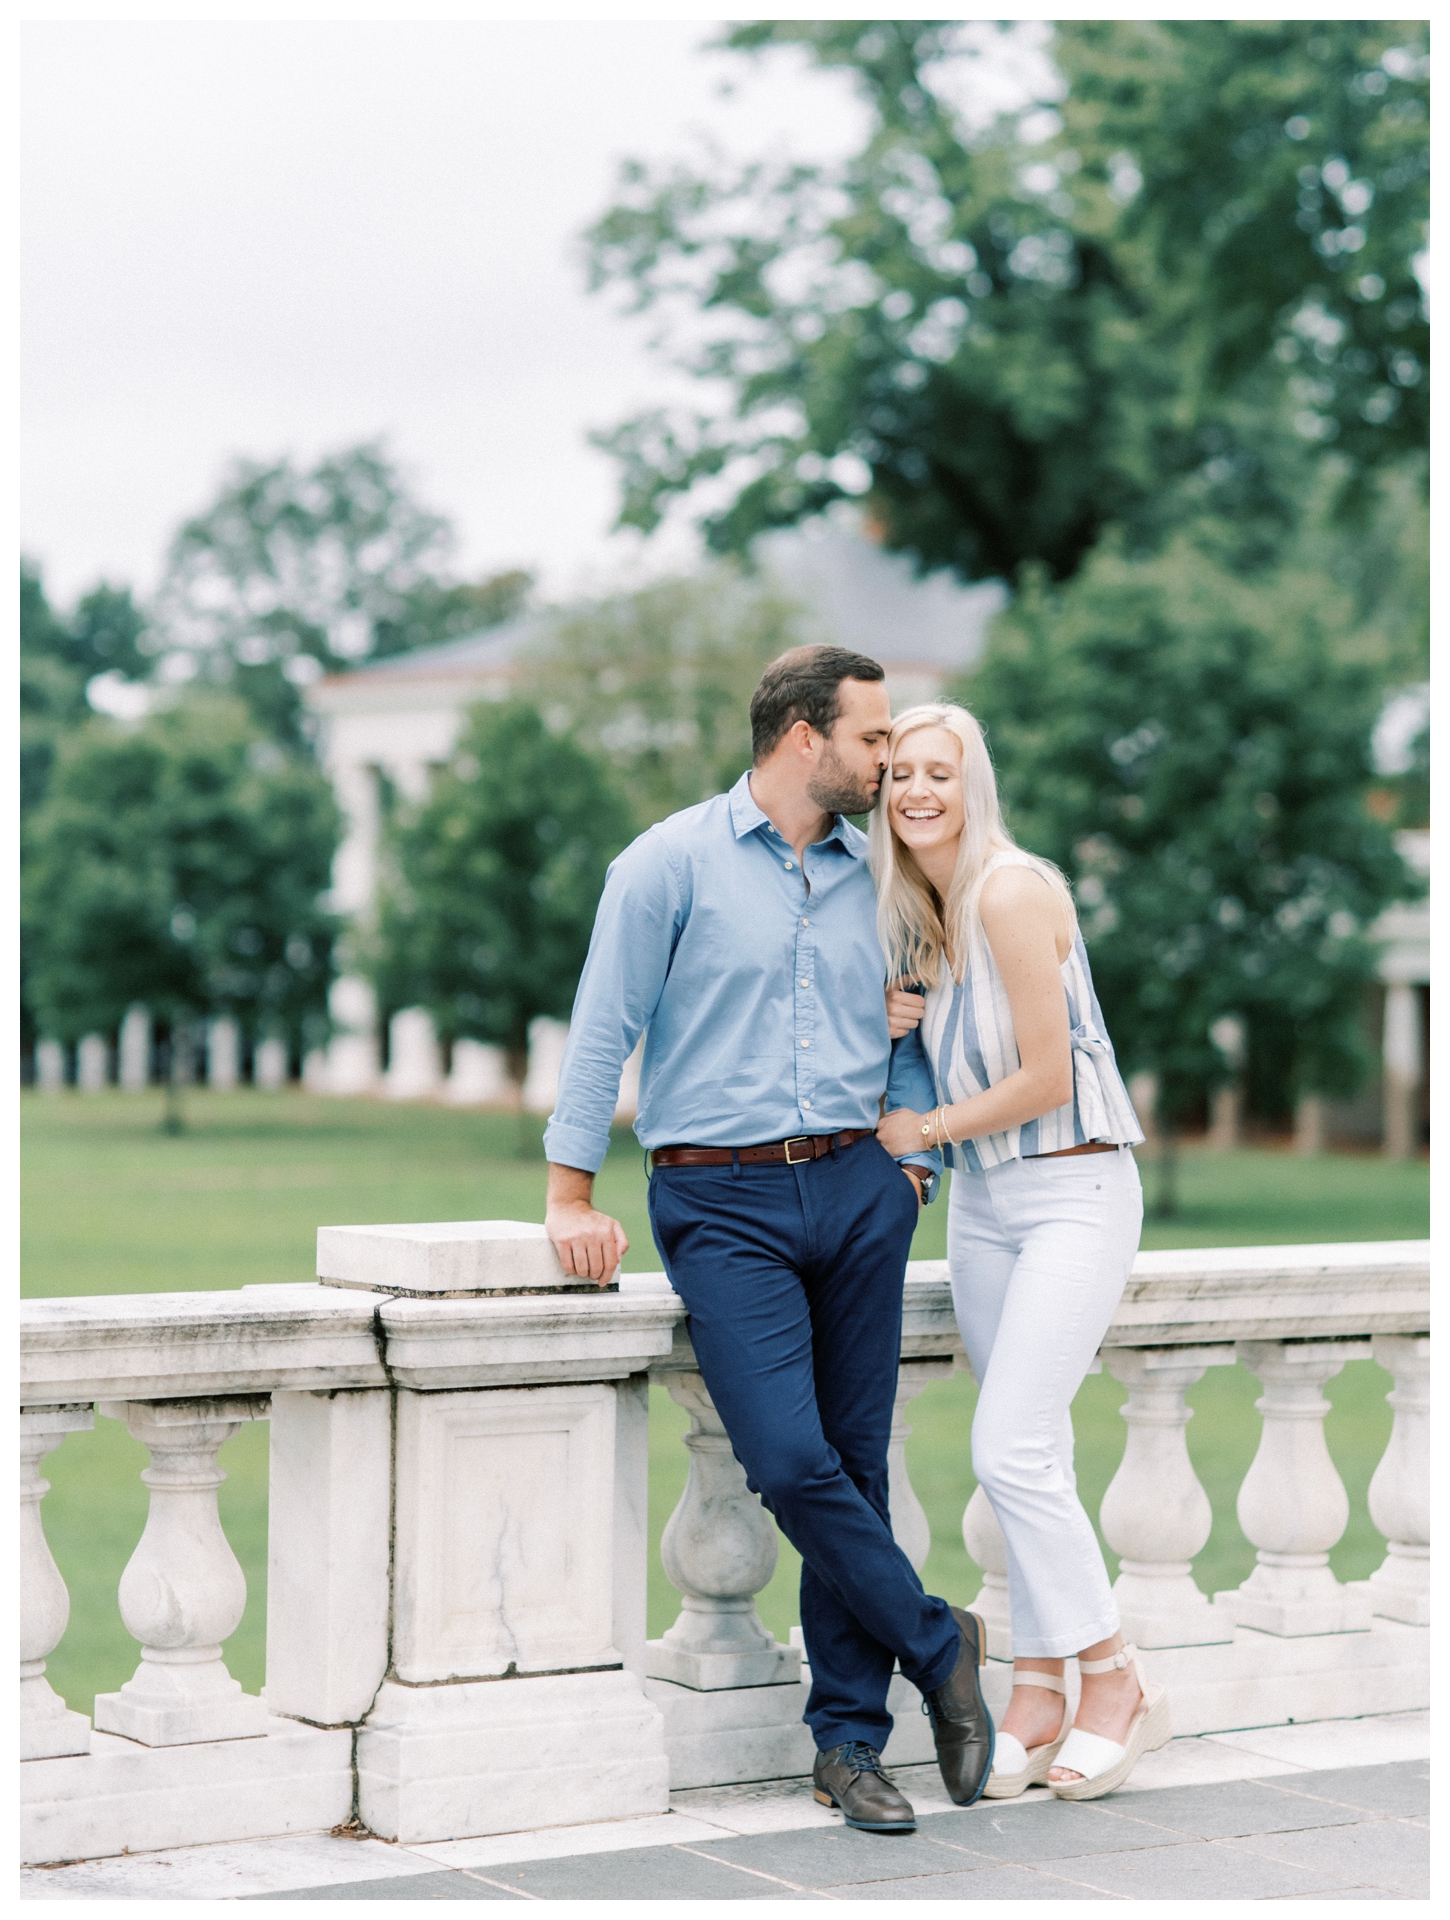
top-left (889, 1358), bottom-right (954, 1573)
top-left (35, 1039), bottom-right (66, 1093)
top-left (255, 1034), bottom-right (289, 1091)
top-left (21, 1404), bottom-right (95, 1759)
top-left (1382, 983), bottom-right (1421, 1160)
top-left (324, 974), bottom-right (380, 1094)
top-left (92, 1398), bottom-right (270, 1745)
top-left (206, 1016), bottom-right (240, 1091)
top-left (265, 1390), bottom-right (391, 1725)
top-left (119, 1005), bottom-right (151, 1089)
top-left (962, 1484), bottom-right (1012, 1660)
top-left (1216, 1341), bottom-right (1371, 1635)
top-left (77, 1033), bottom-right (109, 1092)
top-left (384, 1008), bottom-right (443, 1100)
top-left (1293, 1094), bottom-right (1325, 1156)
top-left (444, 1039), bottom-right (510, 1106)
top-left (1099, 1348), bottom-right (1234, 1646)
top-left (1126, 1070), bottom-right (1158, 1148)
top-left (1361, 1334), bottom-right (1429, 1624)
top-left (1206, 1016), bottom-right (1245, 1150)
top-left (646, 1372), bottom-right (800, 1689)
top-left (522, 1016), bottom-right (570, 1114)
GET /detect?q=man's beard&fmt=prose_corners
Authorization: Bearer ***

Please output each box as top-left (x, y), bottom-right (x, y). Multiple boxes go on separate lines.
top-left (806, 740), bottom-right (879, 817)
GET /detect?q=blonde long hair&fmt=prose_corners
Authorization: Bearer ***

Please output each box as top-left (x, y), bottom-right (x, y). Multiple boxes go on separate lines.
top-left (869, 702), bottom-right (1076, 987)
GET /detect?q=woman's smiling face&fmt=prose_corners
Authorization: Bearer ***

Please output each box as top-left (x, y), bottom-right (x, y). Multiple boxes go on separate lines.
top-left (886, 725), bottom-right (966, 856)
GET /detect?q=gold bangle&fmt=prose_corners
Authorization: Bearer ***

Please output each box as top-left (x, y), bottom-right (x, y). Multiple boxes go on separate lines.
top-left (940, 1104), bottom-right (957, 1148)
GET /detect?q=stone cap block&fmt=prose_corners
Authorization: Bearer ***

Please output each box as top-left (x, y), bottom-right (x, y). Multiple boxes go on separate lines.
top-left (317, 1220), bottom-right (606, 1298)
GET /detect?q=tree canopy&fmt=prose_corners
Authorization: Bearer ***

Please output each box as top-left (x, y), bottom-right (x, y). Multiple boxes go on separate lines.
top-left (585, 19), bottom-right (1428, 583)
top-left (23, 696), bottom-right (341, 1062)
top-left (369, 701), bottom-right (635, 1088)
top-left (21, 565), bottom-right (151, 813)
top-left (959, 531), bottom-right (1415, 1128)
top-left (154, 443), bottom-right (533, 744)
top-left (517, 569), bottom-right (803, 826)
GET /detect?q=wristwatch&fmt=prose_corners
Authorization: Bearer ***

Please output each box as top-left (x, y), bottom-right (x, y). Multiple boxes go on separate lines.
top-left (904, 1164), bottom-right (939, 1205)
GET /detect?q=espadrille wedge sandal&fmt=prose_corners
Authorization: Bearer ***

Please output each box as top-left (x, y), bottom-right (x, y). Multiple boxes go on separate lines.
top-left (1049, 1645), bottom-right (1171, 1801)
top-left (982, 1669), bottom-right (1072, 1799)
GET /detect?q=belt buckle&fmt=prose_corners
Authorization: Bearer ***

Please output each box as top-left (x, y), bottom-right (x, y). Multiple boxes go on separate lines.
top-left (782, 1135), bottom-right (813, 1165)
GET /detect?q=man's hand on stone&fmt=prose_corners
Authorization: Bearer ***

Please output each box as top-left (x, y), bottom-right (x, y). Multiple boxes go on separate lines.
top-left (545, 1163), bottom-right (629, 1286)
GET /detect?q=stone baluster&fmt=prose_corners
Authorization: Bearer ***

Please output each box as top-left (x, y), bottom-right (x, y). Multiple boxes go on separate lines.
top-left (1360, 1334), bottom-right (1429, 1624)
top-left (1099, 1348), bottom-right (1234, 1646)
top-left (1216, 1341), bottom-right (1371, 1635)
top-left (36, 1037), bottom-right (67, 1093)
top-left (77, 1032), bottom-right (109, 1092)
top-left (119, 1004), bottom-right (152, 1090)
top-left (962, 1485), bottom-right (1012, 1660)
top-left (21, 1405), bottom-right (95, 1759)
top-left (888, 1358), bottom-right (954, 1574)
top-left (206, 1016), bottom-right (240, 1091)
top-left (646, 1372), bottom-right (800, 1689)
top-left (92, 1398), bottom-right (271, 1745)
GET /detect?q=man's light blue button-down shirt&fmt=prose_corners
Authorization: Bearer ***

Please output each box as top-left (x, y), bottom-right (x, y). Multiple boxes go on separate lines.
top-left (543, 771), bottom-right (941, 1191)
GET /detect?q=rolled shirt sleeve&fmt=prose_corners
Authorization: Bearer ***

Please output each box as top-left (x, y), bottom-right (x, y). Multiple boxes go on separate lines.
top-left (885, 1024), bottom-right (943, 1193)
top-left (542, 832), bottom-right (680, 1174)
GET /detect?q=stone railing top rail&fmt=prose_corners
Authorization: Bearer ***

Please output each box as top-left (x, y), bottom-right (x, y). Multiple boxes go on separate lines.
top-left (21, 1237), bottom-right (1428, 1406)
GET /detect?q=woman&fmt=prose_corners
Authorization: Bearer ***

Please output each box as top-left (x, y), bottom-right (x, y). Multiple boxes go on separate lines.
top-left (871, 701), bottom-right (1169, 1801)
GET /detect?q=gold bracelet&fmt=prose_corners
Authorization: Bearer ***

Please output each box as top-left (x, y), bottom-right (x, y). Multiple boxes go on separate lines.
top-left (932, 1105), bottom-right (943, 1150)
top-left (939, 1104), bottom-right (957, 1148)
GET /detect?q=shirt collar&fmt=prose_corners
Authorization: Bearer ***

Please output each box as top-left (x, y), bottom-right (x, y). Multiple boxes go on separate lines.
top-left (728, 770), bottom-right (862, 858)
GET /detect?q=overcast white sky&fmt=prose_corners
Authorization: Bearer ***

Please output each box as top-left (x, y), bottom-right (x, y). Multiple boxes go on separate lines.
top-left (20, 18), bottom-right (1053, 609)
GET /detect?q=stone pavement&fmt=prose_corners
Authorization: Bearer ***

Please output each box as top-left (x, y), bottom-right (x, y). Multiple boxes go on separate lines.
top-left (22, 1713), bottom-right (1428, 1901)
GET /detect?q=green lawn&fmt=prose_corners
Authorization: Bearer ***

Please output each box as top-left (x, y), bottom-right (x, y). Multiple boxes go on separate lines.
top-left (23, 1089), bottom-right (1426, 1717)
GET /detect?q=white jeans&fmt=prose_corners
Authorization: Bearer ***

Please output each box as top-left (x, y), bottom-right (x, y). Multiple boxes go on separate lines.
top-left (947, 1147), bottom-right (1143, 1658)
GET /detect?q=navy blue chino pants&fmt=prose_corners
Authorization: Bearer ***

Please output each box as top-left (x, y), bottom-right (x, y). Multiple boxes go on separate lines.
top-left (648, 1135), bottom-right (962, 1751)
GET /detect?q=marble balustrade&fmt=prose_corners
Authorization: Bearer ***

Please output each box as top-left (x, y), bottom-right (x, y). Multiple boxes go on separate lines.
top-left (20, 1234), bottom-right (1428, 1864)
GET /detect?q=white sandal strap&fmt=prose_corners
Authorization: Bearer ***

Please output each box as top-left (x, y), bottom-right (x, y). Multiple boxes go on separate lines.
top-left (1078, 1643), bottom-right (1138, 1676)
top-left (992, 1732), bottom-right (1031, 1776)
top-left (1054, 1726), bottom-right (1126, 1782)
top-left (1011, 1668), bottom-right (1068, 1694)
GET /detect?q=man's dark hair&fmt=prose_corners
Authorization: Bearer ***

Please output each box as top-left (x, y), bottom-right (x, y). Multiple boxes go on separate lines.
top-left (749, 645), bottom-right (886, 762)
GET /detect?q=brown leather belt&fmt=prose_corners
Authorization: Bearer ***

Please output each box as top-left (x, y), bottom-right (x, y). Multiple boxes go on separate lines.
top-left (651, 1128), bottom-right (876, 1169)
top-left (1025, 1141), bottom-right (1122, 1159)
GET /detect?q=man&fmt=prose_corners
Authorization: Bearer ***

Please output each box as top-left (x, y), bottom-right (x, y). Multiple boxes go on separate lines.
top-left (544, 644), bottom-right (993, 1831)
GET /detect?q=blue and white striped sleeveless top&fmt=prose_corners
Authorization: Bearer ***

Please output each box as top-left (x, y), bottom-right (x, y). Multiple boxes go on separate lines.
top-left (920, 850), bottom-right (1144, 1172)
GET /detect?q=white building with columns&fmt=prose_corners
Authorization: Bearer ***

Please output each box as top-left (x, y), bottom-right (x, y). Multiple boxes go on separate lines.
top-left (300, 523), bottom-right (1006, 1110)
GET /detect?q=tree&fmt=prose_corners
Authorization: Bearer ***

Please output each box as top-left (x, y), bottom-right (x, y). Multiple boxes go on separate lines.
top-left (369, 702), bottom-right (634, 1144)
top-left (21, 564), bottom-right (152, 813)
top-left (584, 20), bottom-right (1427, 584)
top-left (516, 568), bottom-right (803, 826)
top-left (958, 531), bottom-right (1416, 1211)
top-left (23, 696), bottom-right (340, 1129)
top-left (154, 442), bottom-right (532, 745)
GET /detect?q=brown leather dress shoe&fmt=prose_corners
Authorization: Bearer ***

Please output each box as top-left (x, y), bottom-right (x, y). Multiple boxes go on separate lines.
top-left (922, 1606), bottom-right (995, 1806)
top-left (812, 1742), bottom-right (917, 1832)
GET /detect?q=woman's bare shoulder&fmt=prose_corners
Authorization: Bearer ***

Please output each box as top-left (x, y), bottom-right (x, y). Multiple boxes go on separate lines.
top-left (978, 862), bottom-right (1056, 915)
top-left (979, 862), bottom-right (1073, 957)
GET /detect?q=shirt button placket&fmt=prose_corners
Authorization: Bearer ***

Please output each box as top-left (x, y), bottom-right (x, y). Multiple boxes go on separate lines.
top-left (797, 904), bottom-right (814, 1118)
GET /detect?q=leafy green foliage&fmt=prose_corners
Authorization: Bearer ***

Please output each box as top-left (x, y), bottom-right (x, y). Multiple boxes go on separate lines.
top-left (22, 696), bottom-right (340, 1048)
top-left (370, 703), bottom-right (635, 1079)
top-left (155, 443), bottom-right (531, 744)
top-left (517, 569), bottom-right (803, 825)
top-left (961, 534), bottom-right (1416, 1119)
top-left (21, 564), bottom-right (151, 813)
top-left (585, 20), bottom-right (1427, 582)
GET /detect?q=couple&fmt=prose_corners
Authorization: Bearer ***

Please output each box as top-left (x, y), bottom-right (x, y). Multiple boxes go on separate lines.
top-left (543, 644), bottom-right (1169, 1831)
